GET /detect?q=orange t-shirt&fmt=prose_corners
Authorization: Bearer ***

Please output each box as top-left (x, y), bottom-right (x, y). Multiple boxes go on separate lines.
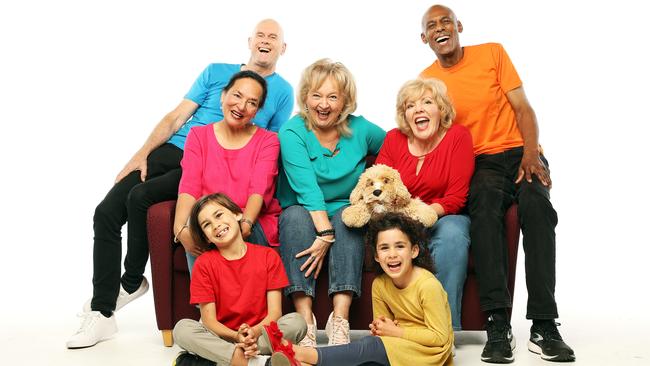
top-left (420, 43), bottom-right (523, 156)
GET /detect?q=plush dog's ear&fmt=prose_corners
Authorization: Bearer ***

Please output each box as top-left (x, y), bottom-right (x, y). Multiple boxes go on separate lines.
top-left (393, 176), bottom-right (412, 207)
top-left (349, 174), bottom-right (365, 204)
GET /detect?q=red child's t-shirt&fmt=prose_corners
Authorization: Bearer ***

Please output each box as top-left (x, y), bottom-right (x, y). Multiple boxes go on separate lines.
top-left (190, 243), bottom-right (289, 330)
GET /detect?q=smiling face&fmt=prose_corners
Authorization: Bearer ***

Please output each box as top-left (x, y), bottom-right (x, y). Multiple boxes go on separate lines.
top-left (404, 89), bottom-right (442, 143)
top-left (248, 19), bottom-right (286, 70)
top-left (374, 228), bottom-right (419, 288)
top-left (197, 201), bottom-right (243, 247)
top-left (420, 5), bottom-right (463, 60)
top-left (221, 77), bottom-right (264, 128)
top-left (305, 76), bottom-right (344, 131)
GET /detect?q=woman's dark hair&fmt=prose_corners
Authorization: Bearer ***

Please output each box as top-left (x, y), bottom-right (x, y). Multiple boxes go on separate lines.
top-left (188, 192), bottom-right (243, 250)
top-left (223, 70), bottom-right (268, 109)
top-left (365, 212), bottom-right (435, 274)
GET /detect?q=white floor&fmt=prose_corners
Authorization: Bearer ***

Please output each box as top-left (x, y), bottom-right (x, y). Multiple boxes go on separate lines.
top-left (3, 281), bottom-right (648, 366)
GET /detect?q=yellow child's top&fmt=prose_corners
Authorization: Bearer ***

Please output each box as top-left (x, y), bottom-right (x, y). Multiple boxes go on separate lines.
top-left (372, 268), bottom-right (454, 366)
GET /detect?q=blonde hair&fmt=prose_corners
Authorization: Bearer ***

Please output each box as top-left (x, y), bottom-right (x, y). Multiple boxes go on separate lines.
top-left (395, 78), bottom-right (456, 138)
top-left (297, 59), bottom-right (357, 136)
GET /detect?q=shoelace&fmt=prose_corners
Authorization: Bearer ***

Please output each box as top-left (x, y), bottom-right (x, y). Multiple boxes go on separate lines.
top-left (486, 319), bottom-right (510, 343)
top-left (536, 322), bottom-right (563, 341)
top-left (74, 312), bottom-right (100, 334)
top-left (298, 325), bottom-right (317, 347)
top-left (329, 316), bottom-right (350, 344)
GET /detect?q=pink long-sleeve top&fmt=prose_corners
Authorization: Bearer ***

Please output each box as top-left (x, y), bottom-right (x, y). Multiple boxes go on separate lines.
top-left (179, 124), bottom-right (282, 246)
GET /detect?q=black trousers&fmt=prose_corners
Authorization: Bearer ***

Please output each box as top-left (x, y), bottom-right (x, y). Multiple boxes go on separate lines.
top-left (468, 147), bottom-right (559, 320)
top-left (91, 143), bottom-right (183, 314)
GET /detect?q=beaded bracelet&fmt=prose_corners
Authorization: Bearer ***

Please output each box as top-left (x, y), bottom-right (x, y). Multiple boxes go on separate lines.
top-left (316, 228), bottom-right (335, 237)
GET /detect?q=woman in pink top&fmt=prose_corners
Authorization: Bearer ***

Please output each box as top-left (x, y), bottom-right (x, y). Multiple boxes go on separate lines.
top-left (173, 71), bottom-right (282, 272)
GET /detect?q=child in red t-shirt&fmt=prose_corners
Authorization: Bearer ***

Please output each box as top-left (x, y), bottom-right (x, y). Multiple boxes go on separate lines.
top-left (172, 193), bottom-right (306, 366)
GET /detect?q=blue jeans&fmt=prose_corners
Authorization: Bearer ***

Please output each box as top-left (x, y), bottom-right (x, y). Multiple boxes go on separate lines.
top-left (186, 221), bottom-right (269, 276)
top-left (279, 205), bottom-right (364, 298)
top-left (426, 214), bottom-right (471, 330)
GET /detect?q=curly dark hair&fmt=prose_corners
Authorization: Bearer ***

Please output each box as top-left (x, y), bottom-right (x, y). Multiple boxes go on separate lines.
top-left (365, 212), bottom-right (435, 274)
top-left (188, 192), bottom-right (243, 251)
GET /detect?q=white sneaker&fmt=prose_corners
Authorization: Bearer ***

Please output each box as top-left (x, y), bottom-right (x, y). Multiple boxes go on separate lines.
top-left (66, 311), bottom-right (117, 349)
top-left (298, 313), bottom-right (317, 348)
top-left (83, 277), bottom-right (149, 312)
top-left (325, 312), bottom-right (350, 345)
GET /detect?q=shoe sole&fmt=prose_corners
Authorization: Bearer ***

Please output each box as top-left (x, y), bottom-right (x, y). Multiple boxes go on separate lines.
top-left (527, 340), bottom-right (576, 362)
top-left (481, 336), bottom-right (516, 363)
top-left (480, 355), bottom-right (514, 364)
top-left (270, 353), bottom-right (291, 366)
top-left (66, 329), bottom-right (117, 349)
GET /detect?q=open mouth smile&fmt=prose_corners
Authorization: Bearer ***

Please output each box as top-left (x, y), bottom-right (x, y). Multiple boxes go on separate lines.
top-left (386, 261), bottom-right (402, 272)
top-left (215, 226), bottom-right (229, 238)
top-left (435, 35), bottom-right (450, 44)
top-left (414, 116), bottom-right (430, 130)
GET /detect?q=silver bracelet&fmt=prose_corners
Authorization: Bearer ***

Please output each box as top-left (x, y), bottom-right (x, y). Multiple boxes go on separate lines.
top-left (174, 224), bottom-right (188, 243)
top-left (316, 235), bottom-right (335, 244)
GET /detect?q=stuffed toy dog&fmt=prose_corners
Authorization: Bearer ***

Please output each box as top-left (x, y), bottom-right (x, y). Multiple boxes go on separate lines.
top-left (342, 164), bottom-right (438, 228)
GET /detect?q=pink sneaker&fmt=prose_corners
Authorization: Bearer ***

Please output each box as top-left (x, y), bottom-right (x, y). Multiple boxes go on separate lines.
top-left (325, 312), bottom-right (350, 345)
top-left (298, 313), bottom-right (317, 347)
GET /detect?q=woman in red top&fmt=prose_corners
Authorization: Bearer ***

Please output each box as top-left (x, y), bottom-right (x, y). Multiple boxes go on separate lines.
top-left (375, 78), bottom-right (474, 331)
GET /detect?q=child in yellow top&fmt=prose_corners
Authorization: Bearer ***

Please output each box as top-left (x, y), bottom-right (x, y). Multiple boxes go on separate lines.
top-left (286, 213), bottom-right (454, 366)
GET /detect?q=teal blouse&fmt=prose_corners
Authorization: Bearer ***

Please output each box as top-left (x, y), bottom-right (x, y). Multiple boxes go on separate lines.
top-left (277, 114), bottom-right (386, 217)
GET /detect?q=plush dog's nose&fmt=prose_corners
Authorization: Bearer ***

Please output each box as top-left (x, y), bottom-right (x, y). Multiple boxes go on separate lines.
top-left (373, 189), bottom-right (382, 197)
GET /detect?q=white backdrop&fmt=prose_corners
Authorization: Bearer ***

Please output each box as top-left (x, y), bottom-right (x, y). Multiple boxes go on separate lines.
top-left (1, 0), bottom-right (648, 362)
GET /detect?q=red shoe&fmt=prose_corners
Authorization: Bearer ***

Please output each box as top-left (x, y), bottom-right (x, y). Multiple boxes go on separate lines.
top-left (269, 343), bottom-right (301, 366)
top-left (263, 322), bottom-right (301, 366)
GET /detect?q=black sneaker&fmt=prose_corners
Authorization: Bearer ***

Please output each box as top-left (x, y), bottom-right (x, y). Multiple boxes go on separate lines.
top-left (173, 351), bottom-right (215, 366)
top-left (528, 321), bottom-right (576, 362)
top-left (481, 315), bottom-right (516, 363)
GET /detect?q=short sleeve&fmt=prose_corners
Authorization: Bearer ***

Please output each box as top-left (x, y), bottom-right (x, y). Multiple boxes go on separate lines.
top-left (184, 65), bottom-right (211, 106)
top-left (265, 249), bottom-right (289, 290)
top-left (189, 255), bottom-right (217, 305)
top-left (493, 43), bottom-right (522, 93)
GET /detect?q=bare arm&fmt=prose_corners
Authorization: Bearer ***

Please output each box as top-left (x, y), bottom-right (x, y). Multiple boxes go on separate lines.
top-left (241, 194), bottom-right (264, 239)
top-left (174, 192), bottom-right (202, 257)
top-left (248, 290), bottom-right (283, 340)
top-left (506, 87), bottom-right (551, 187)
top-left (115, 99), bottom-right (198, 183)
top-left (199, 302), bottom-right (240, 342)
top-left (430, 203), bottom-right (445, 217)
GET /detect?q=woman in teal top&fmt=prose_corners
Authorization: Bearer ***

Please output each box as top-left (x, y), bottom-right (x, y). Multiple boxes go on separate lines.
top-left (278, 59), bottom-right (385, 347)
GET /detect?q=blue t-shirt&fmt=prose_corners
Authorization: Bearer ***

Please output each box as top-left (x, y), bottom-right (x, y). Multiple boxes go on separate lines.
top-left (167, 63), bottom-right (294, 149)
top-left (277, 115), bottom-right (386, 216)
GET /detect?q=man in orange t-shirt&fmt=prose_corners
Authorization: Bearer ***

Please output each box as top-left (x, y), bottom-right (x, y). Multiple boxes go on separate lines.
top-left (419, 5), bottom-right (575, 364)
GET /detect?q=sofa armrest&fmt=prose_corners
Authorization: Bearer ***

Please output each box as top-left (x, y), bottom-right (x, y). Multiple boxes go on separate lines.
top-left (147, 200), bottom-right (178, 331)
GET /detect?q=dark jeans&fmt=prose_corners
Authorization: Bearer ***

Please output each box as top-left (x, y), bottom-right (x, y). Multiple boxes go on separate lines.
top-left (91, 143), bottom-right (183, 314)
top-left (469, 147), bottom-right (559, 320)
top-left (316, 336), bottom-right (389, 366)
